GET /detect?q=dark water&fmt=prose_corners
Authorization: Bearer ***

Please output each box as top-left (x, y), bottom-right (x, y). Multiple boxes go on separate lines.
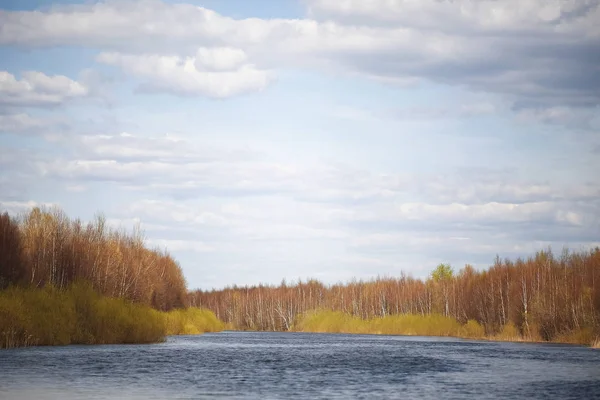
top-left (1, 332), bottom-right (600, 399)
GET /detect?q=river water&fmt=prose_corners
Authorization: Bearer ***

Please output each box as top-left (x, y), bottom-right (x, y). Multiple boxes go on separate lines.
top-left (1, 332), bottom-right (599, 399)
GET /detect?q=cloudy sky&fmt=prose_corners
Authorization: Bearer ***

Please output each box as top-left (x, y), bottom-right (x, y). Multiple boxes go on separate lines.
top-left (1, 0), bottom-right (599, 290)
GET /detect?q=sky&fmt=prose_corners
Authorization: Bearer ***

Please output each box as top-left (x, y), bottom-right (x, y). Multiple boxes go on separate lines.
top-left (1, 0), bottom-right (599, 290)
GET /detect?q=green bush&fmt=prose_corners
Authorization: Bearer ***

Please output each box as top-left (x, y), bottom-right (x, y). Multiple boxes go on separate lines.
top-left (165, 307), bottom-right (225, 335)
top-left (0, 282), bottom-right (224, 348)
top-left (295, 310), bottom-right (600, 346)
top-left (460, 320), bottom-right (485, 339)
top-left (294, 310), bottom-right (465, 337)
top-left (493, 322), bottom-right (522, 342)
top-left (0, 285), bottom-right (76, 347)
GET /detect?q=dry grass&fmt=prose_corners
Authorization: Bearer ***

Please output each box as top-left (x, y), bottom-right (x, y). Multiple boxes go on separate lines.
top-left (553, 327), bottom-right (597, 346)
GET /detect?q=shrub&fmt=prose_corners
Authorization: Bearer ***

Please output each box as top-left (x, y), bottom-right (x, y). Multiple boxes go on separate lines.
top-left (554, 327), bottom-right (596, 346)
top-left (165, 307), bottom-right (225, 335)
top-left (295, 310), bottom-right (464, 337)
top-left (460, 320), bottom-right (485, 339)
top-left (493, 322), bottom-right (522, 342)
top-left (0, 282), bottom-right (224, 348)
top-left (0, 285), bottom-right (76, 347)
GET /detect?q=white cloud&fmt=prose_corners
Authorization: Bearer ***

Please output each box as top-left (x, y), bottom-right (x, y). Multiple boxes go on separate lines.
top-left (97, 49), bottom-right (271, 98)
top-left (0, 113), bottom-right (70, 137)
top-left (35, 128), bottom-right (600, 212)
top-left (416, 171), bottom-right (600, 204)
top-left (3, 132), bottom-right (599, 288)
top-left (126, 199), bottom-right (228, 227)
top-left (0, 113), bottom-right (45, 132)
top-left (396, 201), bottom-right (580, 225)
top-left (516, 106), bottom-right (600, 131)
top-left (146, 238), bottom-right (215, 253)
top-left (306, 0), bottom-right (600, 34)
top-left (194, 47), bottom-right (248, 71)
top-left (231, 222), bottom-right (349, 242)
top-left (335, 201), bottom-right (595, 232)
top-left (388, 102), bottom-right (499, 120)
top-left (0, 71), bottom-right (89, 107)
top-left (459, 103), bottom-right (497, 117)
top-left (58, 144), bottom-right (597, 250)
top-left (0, 200), bottom-right (57, 215)
top-left (0, 1), bottom-right (238, 48)
top-left (1, 0), bottom-right (599, 288)
top-left (1, 1), bottom-right (598, 107)
top-left (65, 185), bottom-right (86, 192)
top-left (76, 132), bottom-right (196, 162)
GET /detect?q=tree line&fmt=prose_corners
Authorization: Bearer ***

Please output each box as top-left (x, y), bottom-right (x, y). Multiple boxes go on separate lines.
top-left (0, 207), bottom-right (187, 311)
top-left (2, 206), bottom-right (599, 344)
top-left (189, 248), bottom-right (600, 342)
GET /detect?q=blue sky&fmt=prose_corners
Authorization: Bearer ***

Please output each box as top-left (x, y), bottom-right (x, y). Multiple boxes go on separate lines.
top-left (1, 0), bottom-right (599, 290)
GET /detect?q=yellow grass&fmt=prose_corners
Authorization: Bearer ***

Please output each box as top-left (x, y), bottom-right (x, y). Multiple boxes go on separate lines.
top-left (293, 310), bottom-right (481, 339)
top-left (0, 283), bottom-right (224, 348)
top-left (165, 307), bottom-right (225, 335)
top-left (460, 319), bottom-right (486, 339)
top-left (491, 322), bottom-right (525, 342)
top-left (294, 310), bottom-right (599, 347)
top-left (554, 327), bottom-right (597, 347)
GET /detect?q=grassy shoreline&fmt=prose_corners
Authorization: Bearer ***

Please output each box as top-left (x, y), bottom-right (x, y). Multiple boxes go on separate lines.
top-left (291, 310), bottom-right (600, 348)
top-left (3, 292), bottom-right (597, 349)
top-left (0, 283), bottom-right (224, 349)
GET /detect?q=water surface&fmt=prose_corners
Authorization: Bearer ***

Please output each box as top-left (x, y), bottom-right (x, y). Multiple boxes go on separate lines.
top-left (1, 332), bottom-right (599, 399)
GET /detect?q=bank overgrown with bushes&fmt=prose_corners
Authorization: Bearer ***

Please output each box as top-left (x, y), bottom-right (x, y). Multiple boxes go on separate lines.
top-left (192, 248), bottom-right (600, 346)
top-left (2, 207), bottom-right (599, 348)
top-left (0, 282), bottom-right (224, 349)
top-left (292, 310), bottom-right (598, 345)
top-left (0, 208), bottom-right (224, 349)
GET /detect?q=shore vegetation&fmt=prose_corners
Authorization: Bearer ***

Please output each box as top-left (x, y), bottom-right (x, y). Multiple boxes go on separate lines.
top-left (0, 208), bottom-right (223, 349)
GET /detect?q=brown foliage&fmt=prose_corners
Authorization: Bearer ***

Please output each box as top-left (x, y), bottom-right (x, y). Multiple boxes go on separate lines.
top-left (1, 207), bottom-right (187, 311)
top-left (190, 248), bottom-right (600, 343)
top-left (0, 212), bottom-right (25, 288)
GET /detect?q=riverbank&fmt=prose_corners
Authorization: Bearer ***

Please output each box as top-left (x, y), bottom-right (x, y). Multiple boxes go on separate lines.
top-left (292, 310), bottom-right (600, 347)
top-left (0, 283), bottom-right (224, 349)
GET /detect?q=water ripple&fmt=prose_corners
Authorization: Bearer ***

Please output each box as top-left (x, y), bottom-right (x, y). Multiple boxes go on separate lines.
top-left (1, 332), bottom-right (599, 399)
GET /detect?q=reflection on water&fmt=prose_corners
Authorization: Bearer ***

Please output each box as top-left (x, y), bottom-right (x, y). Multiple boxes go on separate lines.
top-left (1, 332), bottom-right (599, 399)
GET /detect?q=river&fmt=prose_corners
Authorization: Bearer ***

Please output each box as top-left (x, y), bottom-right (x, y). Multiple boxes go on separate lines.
top-left (1, 332), bottom-right (599, 399)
